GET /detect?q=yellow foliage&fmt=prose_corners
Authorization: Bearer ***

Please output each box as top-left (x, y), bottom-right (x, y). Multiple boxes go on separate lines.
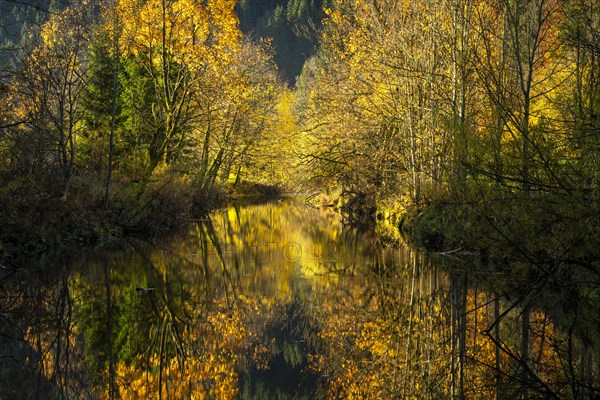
top-left (98, 294), bottom-right (270, 399)
top-left (117, 0), bottom-right (240, 71)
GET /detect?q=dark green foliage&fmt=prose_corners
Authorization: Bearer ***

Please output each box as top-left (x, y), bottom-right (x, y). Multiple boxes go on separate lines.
top-left (71, 262), bottom-right (163, 388)
top-left (76, 286), bottom-right (116, 378)
top-left (119, 57), bottom-right (154, 151)
top-left (114, 286), bottom-right (157, 364)
top-left (82, 34), bottom-right (120, 136)
top-left (236, 0), bottom-right (324, 83)
top-left (80, 32), bottom-right (123, 175)
top-left (0, 1), bottom-right (56, 64)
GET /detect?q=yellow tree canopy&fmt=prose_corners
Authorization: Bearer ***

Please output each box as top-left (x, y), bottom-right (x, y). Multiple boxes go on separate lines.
top-left (117, 0), bottom-right (241, 71)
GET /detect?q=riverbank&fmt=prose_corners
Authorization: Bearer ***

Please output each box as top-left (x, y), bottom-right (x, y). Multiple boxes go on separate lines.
top-left (0, 175), bottom-right (283, 262)
top-left (319, 187), bottom-right (600, 316)
top-left (399, 190), bottom-right (600, 342)
top-left (401, 190), bottom-right (600, 270)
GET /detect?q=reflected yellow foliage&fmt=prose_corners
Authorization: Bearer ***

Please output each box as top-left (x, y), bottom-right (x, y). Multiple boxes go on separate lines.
top-left (96, 294), bottom-right (271, 399)
top-left (310, 268), bottom-right (571, 399)
top-left (8, 203), bottom-right (595, 399)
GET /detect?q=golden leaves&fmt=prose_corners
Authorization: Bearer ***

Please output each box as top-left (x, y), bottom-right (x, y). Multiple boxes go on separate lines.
top-left (98, 294), bottom-right (266, 400)
top-left (310, 284), bottom-right (570, 399)
top-left (116, 0), bottom-right (240, 70)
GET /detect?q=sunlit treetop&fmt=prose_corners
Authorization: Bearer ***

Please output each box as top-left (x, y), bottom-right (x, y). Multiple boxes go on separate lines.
top-left (115, 0), bottom-right (241, 70)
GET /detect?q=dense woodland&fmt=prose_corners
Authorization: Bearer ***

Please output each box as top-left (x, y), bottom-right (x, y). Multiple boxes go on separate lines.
top-left (0, 0), bottom-right (597, 269)
top-left (293, 0), bottom-right (600, 305)
top-left (0, 0), bottom-right (599, 397)
top-left (0, 0), bottom-right (287, 251)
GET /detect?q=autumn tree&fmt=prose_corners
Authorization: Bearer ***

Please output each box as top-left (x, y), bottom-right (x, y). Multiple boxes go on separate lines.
top-left (296, 0), bottom-right (599, 224)
top-left (472, 0), bottom-right (567, 193)
top-left (296, 0), bottom-right (452, 208)
top-left (115, 0), bottom-right (241, 196)
top-left (7, 2), bottom-right (93, 195)
top-left (443, 0), bottom-right (479, 192)
top-left (191, 39), bottom-right (281, 192)
top-left (560, 0), bottom-right (600, 189)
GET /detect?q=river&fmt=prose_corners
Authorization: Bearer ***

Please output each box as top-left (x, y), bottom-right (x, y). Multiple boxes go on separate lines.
top-left (0, 200), bottom-right (597, 399)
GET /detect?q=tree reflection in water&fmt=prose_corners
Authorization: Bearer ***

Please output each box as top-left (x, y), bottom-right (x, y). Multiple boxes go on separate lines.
top-left (0, 201), bottom-right (598, 398)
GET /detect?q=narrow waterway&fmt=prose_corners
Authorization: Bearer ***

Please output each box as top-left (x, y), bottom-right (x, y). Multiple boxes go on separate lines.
top-left (0, 201), bottom-right (597, 399)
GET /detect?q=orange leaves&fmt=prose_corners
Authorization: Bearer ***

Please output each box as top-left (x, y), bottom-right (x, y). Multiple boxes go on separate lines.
top-left (106, 353), bottom-right (239, 399)
top-left (309, 279), bottom-right (571, 399)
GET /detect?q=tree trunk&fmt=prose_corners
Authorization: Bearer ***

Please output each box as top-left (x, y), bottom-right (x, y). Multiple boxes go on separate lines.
top-left (104, 2), bottom-right (120, 208)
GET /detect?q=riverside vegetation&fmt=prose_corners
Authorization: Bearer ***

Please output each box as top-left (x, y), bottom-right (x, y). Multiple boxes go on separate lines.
top-left (0, 0), bottom-right (598, 289)
top-left (0, 0), bottom-right (599, 395)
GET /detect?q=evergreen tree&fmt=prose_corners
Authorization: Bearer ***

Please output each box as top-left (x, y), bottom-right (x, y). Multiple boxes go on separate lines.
top-left (236, 0), bottom-right (324, 83)
top-left (80, 31), bottom-right (123, 176)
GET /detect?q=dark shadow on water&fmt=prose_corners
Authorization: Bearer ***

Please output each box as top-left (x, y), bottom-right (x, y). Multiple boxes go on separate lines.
top-left (239, 299), bottom-right (321, 400)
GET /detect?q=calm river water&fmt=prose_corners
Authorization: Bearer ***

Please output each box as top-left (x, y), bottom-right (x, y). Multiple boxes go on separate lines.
top-left (0, 201), bottom-right (597, 399)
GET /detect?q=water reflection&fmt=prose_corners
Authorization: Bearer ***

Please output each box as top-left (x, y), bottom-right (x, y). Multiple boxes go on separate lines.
top-left (0, 201), bottom-right (598, 398)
